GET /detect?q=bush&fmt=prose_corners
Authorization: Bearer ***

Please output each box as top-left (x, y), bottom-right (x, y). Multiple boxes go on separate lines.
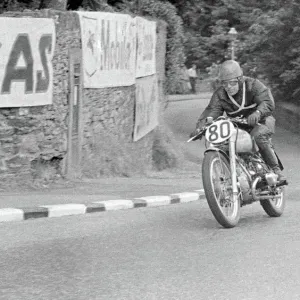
top-left (152, 122), bottom-right (185, 171)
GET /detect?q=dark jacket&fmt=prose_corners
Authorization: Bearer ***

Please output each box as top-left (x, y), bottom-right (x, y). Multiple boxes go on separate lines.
top-left (196, 76), bottom-right (275, 127)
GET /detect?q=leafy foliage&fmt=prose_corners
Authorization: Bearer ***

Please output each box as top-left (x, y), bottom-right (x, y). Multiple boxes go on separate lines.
top-left (169, 0), bottom-right (300, 102)
top-left (240, 1), bottom-right (300, 102)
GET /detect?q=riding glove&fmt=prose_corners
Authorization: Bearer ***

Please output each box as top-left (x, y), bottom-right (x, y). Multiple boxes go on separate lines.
top-left (247, 111), bottom-right (261, 126)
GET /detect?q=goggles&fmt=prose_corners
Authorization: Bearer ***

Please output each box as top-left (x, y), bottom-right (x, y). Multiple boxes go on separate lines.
top-left (221, 79), bottom-right (239, 87)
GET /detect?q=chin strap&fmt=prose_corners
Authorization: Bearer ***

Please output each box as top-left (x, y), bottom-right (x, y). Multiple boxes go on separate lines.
top-left (227, 82), bottom-right (257, 115)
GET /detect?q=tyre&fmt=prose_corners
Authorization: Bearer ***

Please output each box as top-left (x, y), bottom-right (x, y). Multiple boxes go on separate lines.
top-left (260, 187), bottom-right (285, 217)
top-left (202, 151), bottom-right (241, 228)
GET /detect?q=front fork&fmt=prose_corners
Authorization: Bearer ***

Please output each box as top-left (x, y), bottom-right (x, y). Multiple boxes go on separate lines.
top-left (229, 134), bottom-right (239, 203)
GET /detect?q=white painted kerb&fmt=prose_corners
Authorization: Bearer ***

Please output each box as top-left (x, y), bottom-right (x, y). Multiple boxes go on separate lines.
top-left (171, 192), bottom-right (200, 203)
top-left (0, 208), bottom-right (24, 222)
top-left (136, 196), bottom-right (171, 207)
top-left (42, 204), bottom-right (87, 218)
top-left (93, 200), bottom-right (134, 210)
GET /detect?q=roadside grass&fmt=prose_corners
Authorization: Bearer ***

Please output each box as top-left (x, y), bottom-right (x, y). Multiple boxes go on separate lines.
top-left (152, 121), bottom-right (185, 171)
top-left (82, 132), bottom-right (150, 178)
top-left (150, 118), bottom-right (201, 179)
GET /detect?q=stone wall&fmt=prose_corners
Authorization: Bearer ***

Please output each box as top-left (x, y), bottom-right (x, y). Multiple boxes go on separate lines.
top-left (0, 10), bottom-right (167, 186)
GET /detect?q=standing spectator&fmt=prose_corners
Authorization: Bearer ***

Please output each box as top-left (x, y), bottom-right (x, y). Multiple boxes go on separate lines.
top-left (179, 65), bottom-right (191, 94)
top-left (188, 64), bottom-right (198, 94)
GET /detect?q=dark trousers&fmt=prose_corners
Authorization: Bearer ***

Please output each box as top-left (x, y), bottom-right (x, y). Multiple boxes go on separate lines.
top-left (189, 77), bottom-right (196, 93)
top-left (250, 116), bottom-right (280, 170)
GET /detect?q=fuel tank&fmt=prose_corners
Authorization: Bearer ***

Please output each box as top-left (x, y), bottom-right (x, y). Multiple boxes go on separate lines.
top-left (231, 128), bottom-right (258, 153)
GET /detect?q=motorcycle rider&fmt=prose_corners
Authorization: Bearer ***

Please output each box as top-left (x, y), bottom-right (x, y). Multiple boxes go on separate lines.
top-left (190, 60), bottom-right (287, 183)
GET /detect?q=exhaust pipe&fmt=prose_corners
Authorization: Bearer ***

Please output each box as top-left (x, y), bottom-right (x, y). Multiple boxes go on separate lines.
top-left (251, 177), bottom-right (282, 201)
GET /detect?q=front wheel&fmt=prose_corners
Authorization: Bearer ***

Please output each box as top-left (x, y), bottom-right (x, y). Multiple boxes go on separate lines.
top-left (260, 187), bottom-right (285, 217)
top-left (202, 151), bottom-right (241, 228)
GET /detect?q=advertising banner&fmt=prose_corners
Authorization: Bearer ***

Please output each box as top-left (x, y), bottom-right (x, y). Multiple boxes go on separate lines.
top-left (77, 12), bottom-right (136, 88)
top-left (134, 75), bottom-right (159, 141)
top-left (0, 18), bottom-right (55, 107)
top-left (135, 17), bottom-right (156, 78)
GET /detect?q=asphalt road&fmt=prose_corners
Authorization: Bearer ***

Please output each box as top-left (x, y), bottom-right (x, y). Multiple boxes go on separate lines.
top-left (1, 96), bottom-right (300, 300)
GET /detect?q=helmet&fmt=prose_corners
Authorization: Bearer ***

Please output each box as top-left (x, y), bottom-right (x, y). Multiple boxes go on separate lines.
top-left (219, 60), bottom-right (243, 81)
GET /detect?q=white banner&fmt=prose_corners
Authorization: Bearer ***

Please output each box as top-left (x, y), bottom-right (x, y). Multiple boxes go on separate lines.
top-left (135, 17), bottom-right (156, 78)
top-left (77, 12), bottom-right (136, 88)
top-left (134, 75), bottom-right (159, 141)
top-left (0, 18), bottom-right (55, 107)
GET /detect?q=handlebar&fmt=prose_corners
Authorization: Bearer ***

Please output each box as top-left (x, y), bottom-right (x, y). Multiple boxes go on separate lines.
top-left (187, 116), bottom-right (260, 143)
top-left (230, 116), bottom-right (261, 126)
top-left (187, 129), bottom-right (205, 142)
top-left (229, 116), bottom-right (248, 125)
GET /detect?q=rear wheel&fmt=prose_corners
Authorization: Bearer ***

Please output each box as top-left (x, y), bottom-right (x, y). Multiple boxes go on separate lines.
top-left (260, 187), bottom-right (285, 217)
top-left (202, 151), bottom-right (241, 228)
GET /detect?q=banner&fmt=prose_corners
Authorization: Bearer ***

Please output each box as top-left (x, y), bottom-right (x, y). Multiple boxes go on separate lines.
top-left (0, 18), bottom-right (55, 107)
top-left (77, 12), bottom-right (136, 88)
top-left (134, 75), bottom-right (159, 141)
top-left (135, 17), bottom-right (156, 78)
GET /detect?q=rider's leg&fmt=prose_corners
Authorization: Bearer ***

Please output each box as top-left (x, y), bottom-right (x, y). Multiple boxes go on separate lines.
top-left (250, 116), bottom-right (287, 182)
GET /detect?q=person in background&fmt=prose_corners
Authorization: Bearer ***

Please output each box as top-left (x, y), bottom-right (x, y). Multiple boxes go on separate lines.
top-left (190, 60), bottom-right (287, 184)
top-left (179, 65), bottom-right (191, 94)
top-left (188, 64), bottom-right (198, 94)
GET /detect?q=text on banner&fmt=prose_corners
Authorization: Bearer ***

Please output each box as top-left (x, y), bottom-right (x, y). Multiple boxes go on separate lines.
top-left (0, 18), bottom-right (55, 107)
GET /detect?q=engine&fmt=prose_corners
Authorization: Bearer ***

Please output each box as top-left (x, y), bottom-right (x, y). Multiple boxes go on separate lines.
top-left (248, 157), bottom-right (266, 177)
top-left (236, 154), bottom-right (268, 203)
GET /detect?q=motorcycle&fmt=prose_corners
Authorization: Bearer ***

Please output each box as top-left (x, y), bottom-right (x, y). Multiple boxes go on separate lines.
top-left (188, 116), bottom-right (286, 228)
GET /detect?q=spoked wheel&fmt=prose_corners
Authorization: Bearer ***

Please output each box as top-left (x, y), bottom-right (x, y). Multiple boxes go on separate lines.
top-left (202, 151), bottom-right (241, 228)
top-left (260, 187), bottom-right (285, 217)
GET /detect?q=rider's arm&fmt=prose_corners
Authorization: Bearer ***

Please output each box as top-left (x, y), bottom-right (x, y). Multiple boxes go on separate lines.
top-left (252, 79), bottom-right (275, 117)
top-left (196, 91), bottom-right (224, 128)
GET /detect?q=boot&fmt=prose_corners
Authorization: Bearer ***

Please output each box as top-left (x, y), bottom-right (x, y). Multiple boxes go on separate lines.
top-left (258, 145), bottom-right (288, 185)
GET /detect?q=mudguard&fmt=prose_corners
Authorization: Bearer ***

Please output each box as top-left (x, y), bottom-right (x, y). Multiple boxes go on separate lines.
top-left (204, 147), bottom-right (230, 162)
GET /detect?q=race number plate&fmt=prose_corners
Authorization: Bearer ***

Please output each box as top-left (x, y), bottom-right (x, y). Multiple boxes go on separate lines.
top-left (205, 120), bottom-right (235, 144)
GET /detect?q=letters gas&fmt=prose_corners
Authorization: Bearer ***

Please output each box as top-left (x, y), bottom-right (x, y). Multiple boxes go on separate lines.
top-left (1, 33), bottom-right (53, 94)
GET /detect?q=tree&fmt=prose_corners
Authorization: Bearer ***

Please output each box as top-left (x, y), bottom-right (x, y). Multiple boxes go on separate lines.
top-left (167, 0), bottom-right (300, 101)
top-left (240, 0), bottom-right (300, 102)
